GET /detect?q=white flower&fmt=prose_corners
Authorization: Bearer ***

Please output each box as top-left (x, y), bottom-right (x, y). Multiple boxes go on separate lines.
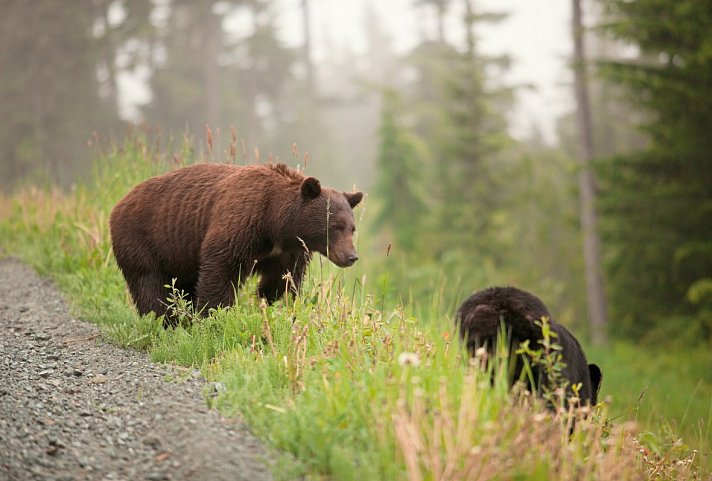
top-left (397, 352), bottom-right (420, 367)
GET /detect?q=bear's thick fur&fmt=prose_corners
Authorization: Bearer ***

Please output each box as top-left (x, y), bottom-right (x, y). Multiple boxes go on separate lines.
top-left (109, 163), bottom-right (363, 322)
top-left (456, 286), bottom-right (602, 405)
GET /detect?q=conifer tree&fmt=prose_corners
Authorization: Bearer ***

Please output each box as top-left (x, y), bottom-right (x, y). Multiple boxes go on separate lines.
top-left (144, 0), bottom-right (295, 146)
top-left (374, 1), bottom-right (513, 293)
top-left (0, 1), bottom-right (121, 188)
top-left (373, 90), bottom-right (427, 252)
top-left (572, 0), bottom-right (608, 345)
top-left (598, 0), bottom-right (712, 343)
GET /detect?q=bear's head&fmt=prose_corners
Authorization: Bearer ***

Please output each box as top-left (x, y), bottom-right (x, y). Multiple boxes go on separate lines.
top-left (298, 176), bottom-right (363, 268)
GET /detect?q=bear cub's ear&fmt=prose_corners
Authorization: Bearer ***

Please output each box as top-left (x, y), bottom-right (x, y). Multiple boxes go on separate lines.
top-left (589, 364), bottom-right (602, 402)
top-left (301, 177), bottom-right (322, 199)
top-left (345, 191), bottom-right (363, 209)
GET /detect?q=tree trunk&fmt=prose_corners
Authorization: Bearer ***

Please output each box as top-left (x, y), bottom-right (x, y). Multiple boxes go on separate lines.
top-left (462, 0), bottom-right (475, 57)
top-left (572, 0), bottom-right (608, 345)
top-left (203, 8), bottom-right (221, 131)
top-left (436, 0), bottom-right (446, 43)
top-left (301, 0), bottom-right (314, 96)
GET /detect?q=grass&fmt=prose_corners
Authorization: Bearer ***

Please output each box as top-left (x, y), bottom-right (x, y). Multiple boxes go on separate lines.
top-left (0, 134), bottom-right (708, 480)
top-left (589, 342), bottom-right (712, 462)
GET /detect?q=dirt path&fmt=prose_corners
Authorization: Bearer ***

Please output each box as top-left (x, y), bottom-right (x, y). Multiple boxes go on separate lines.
top-left (0, 257), bottom-right (273, 481)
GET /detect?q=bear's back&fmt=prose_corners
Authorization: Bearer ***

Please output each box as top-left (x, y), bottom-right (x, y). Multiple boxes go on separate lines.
top-left (110, 163), bottom-right (304, 277)
top-left (112, 163), bottom-right (236, 232)
top-left (110, 164), bottom-right (246, 274)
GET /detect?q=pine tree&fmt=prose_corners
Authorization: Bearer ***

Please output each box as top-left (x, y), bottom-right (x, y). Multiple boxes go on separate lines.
top-left (144, 0), bottom-right (295, 147)
top-left (373, 1), bottom-right (513, 297)
top-left (0, 1), bottom-right (121, 189)
top-left (373, 89), bottom-right (427, 252)
top-left (598, 0), bottom-right (712, 343)
top-left (417, 7), bottom-right (512, 266)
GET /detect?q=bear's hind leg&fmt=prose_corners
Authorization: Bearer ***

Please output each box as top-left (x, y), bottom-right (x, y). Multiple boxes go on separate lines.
top-left (126, 272), bottom-right (173, 321)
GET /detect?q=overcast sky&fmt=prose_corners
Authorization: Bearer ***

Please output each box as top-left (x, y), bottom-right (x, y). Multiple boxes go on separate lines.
top-left (119, 0), bottom-right (575, 143)
top-left (279, 0), bottom-right (574, 142)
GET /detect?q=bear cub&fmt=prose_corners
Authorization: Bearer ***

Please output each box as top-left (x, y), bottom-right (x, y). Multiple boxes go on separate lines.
top-left (110, 162), bottom-right (363, 324)
top-left (456, 286), bottom-right (602, 406)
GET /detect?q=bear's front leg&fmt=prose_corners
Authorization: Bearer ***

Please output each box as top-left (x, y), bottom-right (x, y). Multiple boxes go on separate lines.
top-left (194, 263), bottom-right (243, 312)
top-left (256, 251), bottom-right (310, 303)
top-left (194, 237), bottom-right (253, 311)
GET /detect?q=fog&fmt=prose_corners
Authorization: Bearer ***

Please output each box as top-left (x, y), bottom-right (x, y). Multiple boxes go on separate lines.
top-left (119, 0), bottom-right (572, 142)
top-left (0, 0), bottom-right (579, 191)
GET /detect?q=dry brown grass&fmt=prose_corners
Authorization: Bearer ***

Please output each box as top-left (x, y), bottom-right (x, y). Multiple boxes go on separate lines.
top-left (392, 372), bottom-right (703, 481)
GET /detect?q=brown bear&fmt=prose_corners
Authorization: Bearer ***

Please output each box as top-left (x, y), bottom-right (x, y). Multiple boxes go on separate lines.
top-left (109, 162), bottom-right (363, 323)
top-left (456, 286), bottom-right (602, 406)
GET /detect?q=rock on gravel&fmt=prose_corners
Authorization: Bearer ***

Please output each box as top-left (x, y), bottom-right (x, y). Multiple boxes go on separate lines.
top-left (0, 257), bottom-right (273, 481)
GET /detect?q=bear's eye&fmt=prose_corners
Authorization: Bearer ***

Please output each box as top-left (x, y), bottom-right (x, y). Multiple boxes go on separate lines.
top-left (351, 226), bottom-right (356, 234)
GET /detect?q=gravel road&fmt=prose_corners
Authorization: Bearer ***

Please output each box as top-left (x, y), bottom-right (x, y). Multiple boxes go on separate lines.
top-left (0, 257), bottom-right (274, 481)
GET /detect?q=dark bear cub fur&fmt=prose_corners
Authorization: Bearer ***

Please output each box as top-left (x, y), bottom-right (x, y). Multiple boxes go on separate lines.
top-left (110, 162), bottom-right (363, 324)
top-left (456, 286), bottom-right (602, 406)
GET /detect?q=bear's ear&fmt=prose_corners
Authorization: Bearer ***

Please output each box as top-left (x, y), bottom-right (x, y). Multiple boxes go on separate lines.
top-left (589, 363), bottom-right (602, 401)
top-left (301, 177), bottom-right (321, 199)
top-left (345, 191), bottom-right (363, 209)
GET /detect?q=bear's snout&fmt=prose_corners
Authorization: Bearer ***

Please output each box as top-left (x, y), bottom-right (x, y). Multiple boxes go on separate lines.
top-left (346, 253), bottom-right (359, 266)
top-left (330, 249), bottom-right (359, 268)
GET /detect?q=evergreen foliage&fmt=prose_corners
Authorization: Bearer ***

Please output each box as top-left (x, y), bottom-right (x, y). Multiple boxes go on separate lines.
top-left (598, 0), bottom-right (712, 343)
top-left (375, 11), bottom-right (514, 270)
top-left (144, 0), bottom-right (296, 145)
top-left (371, 4), bottom-right (589, 327)
top-left (0, 0), bottom-right (122, 189)
top-left (373, 89), bottom-right (427, 252)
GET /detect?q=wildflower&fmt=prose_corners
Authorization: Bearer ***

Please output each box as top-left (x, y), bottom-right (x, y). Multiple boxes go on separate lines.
top-left (533, 413), bottom-right (548, 423)
top-left (397, 352), bottom-right (420, 367)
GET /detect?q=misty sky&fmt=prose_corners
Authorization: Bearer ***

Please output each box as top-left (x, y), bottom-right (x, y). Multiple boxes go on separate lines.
top-left (119, 0), bottom-right (574, 143)
top-left (278, 0), bottom-right (572, 142)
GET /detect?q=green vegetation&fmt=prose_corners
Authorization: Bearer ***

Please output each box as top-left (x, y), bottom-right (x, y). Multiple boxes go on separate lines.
top-left (597, 0), bottom-right (712, 343)
top-left (2, 2), bottom-right (710, 477)
top-left (367, 4), bottom-right (594, 341)
top-left (590, 342), bottom-right (712, 455)
top-left (1, 138), bottom-right (708, 480)
top-left (4, 0), bottom-right (710, 350)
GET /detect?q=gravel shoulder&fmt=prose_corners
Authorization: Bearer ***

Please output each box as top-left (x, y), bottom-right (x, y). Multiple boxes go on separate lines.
top-left (0, 257), bottom-right (273, 481)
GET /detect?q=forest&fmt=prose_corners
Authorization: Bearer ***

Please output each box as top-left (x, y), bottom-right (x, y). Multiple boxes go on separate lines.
top-left (3, 0), bottom-right (710, 348)
top-left (1, 0), bottom-right (711, 479)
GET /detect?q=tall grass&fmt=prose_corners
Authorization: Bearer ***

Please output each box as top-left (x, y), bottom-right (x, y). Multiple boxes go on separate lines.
top-left (0, 133), bottom-right (707, 480)
top-left (589, 342), bottom-right (712, 468)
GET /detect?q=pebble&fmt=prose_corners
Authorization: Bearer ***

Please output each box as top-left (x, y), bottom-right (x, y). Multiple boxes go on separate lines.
top-left (0, 258), bottom-right (273, 481)
top-left (146, 472), bottom-right (170, 481)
